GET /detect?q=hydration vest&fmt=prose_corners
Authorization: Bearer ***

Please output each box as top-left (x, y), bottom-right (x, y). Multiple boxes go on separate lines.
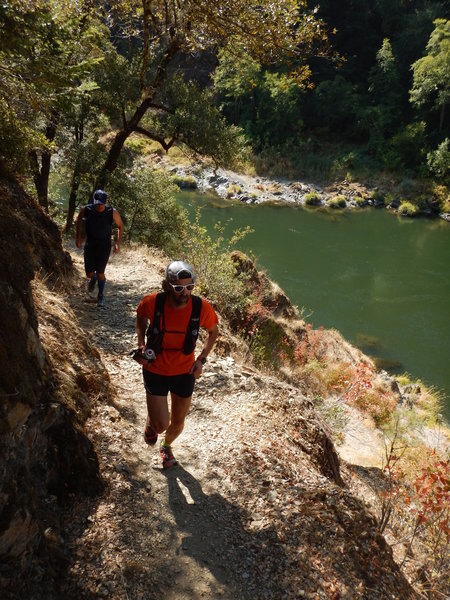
top-left (145, 292), bottom-right (202, 356)
top-left (84, 204), bottom-right (113, 243)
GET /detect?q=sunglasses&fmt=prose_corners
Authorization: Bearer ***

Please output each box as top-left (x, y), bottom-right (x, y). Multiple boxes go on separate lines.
top-left (169, 282), bottom-right (195, 293)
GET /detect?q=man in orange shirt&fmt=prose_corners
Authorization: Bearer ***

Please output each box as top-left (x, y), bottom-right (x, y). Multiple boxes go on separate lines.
top-left (135, 261), bottom-right (219, 469)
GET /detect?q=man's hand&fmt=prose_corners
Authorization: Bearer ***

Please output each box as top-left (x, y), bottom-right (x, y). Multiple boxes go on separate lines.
top-left (131, 347), bottom-right (150, 366)
top-left (114, 242), bottom-right (120, 254)
top-left (189, 359), bottom-right (203, 379)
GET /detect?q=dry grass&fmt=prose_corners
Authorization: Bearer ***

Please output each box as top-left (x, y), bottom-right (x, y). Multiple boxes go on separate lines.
top-left (31, 273), bottom-right (111, 423)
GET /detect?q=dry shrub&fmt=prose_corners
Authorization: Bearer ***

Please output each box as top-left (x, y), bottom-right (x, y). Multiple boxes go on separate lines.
top-left (322, 362), bottom-right (355, 393)
top-left (353, 390), bottom-right (397, 426)
top-left (377, 431), bottom-right (450, 596)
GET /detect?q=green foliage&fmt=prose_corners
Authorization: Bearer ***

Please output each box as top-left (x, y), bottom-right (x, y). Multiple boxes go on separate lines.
top-left (163, 78), bottom-right (248, 170)
top-left (0, 0), bottom-right (107, 176)
top-left (373, 122), bottom-right (427, 171)
top-left (182, 210), bottom-right (252, 320)
top-left (410, 19), bottom-right (450, 128)
top-left (314, 76), bottom-right (363, 136)
top-left (367, 38), bottom-right (402, 136)
top-left (214, 47), bottom-right (261, 100)
top-left (431, 183), bottom-right (450, 213)
top-left (354, 196), bottom-right (367, 207)
top-left (327, 195), bottom-right (347, 209)
top-left (107, 163), bottom-right (188, 254)
top-left (367, 190), bottom-right (386, 205)
top-left (249, 318), bottom-right (291, 368)
top-left (1, 0), bottom-right (448, 190)
top-left (93, 48), bottom-right (141, 123)
top-left (226, 184), bottom-right (243, 198)
top-left (214, 47), bottom-right (306, 149)
top-left (0, 98), bottom-right (50, 174)
top-left (170, 174), bottom-right (198, 189)
top-left (124, 137), bottom-right (154, 156)
top-left (304, 192), bottom-right (322, 206)
top-left (427, 139), bottom-right (450, 183)
top-left (398, 200), bottom-right (420, 217)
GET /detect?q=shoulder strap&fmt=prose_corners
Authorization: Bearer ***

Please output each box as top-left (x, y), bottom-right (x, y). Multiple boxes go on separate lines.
top-left (154, 292), bottom-right (165, 331)
top-left (191, 295), bottom-right (202, 320)
top-left (183, 295), bottom-right (202, 354)
top-left (145, 292), bottom-right (166, 355)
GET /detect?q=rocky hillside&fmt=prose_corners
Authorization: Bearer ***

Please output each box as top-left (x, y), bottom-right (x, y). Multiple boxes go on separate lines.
top-left (0, 176), bottom-right (426, 599)
top-left (0, 176), bottom-right (105, 586)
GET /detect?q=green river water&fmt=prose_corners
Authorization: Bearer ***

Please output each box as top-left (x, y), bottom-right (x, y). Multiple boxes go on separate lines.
top-left (177, 191), bottom-right (450, 420)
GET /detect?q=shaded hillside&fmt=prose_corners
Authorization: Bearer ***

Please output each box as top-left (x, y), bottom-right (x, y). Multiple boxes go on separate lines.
top-left (0, 176), bottom-right (107, 593)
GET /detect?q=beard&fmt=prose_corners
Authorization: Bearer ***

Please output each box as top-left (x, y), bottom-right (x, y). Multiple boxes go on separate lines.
top-left (172, 292), bottom-right (190, 306)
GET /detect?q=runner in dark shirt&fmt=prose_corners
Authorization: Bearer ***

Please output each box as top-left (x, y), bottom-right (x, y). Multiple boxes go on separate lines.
top-left (76, 189), bottom-right (124, 307)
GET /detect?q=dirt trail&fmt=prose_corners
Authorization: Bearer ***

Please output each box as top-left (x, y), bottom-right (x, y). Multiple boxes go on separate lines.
top-left (66, 242), bottom-right (282, 599)
top-left (63, 242), bottom-right (412, 600)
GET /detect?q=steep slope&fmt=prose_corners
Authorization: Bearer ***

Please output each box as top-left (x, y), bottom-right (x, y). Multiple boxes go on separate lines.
top-left (0, 177), bottom-right (106, 594)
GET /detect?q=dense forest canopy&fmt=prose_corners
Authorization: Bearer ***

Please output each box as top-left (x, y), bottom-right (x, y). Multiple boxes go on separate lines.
top-left (0, 0), bottom-right (448, 227)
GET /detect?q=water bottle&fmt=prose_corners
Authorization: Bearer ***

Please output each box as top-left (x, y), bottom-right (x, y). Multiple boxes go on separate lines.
top-left (144, 348), bottom-right (156, 361)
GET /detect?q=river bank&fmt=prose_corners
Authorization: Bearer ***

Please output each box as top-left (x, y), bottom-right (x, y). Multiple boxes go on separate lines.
top-left (156, 155), bottom-right (450, 221)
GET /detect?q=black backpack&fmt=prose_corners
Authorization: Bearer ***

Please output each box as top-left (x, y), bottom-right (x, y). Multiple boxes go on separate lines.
top-left (145, 292), bottom-right (202, 355)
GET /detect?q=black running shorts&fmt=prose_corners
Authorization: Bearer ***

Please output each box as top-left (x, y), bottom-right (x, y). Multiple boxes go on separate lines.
top-left (142, 370), bottom-right (195, 398)
top-left (84, 242), bottom-right (111, 275)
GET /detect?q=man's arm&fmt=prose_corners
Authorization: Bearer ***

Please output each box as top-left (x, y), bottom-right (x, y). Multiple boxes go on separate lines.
top-left (136, 314), bottom-right (149, 350)
top-left (75, 207), bottom-right (85, 248)
top-left (190, 323), bottom-right (219, 378)
top-left (113, 209), bottom-right (124, 253)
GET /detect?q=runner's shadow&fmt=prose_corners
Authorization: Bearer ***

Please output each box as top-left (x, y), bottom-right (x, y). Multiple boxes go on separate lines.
top-left (163, 465), bottom-right (288, 597)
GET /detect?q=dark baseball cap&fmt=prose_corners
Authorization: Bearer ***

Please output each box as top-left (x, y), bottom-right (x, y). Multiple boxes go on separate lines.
top-left (166, 260), bottom-right (195, 282)
top-left (93, 189), bottom-right (108, 204)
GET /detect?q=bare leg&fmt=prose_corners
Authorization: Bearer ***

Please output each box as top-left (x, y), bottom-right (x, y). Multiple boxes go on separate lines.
top-left (146, 393), bottom-right (170, 433)
top-left (163, 392), bottom-right (192, 446)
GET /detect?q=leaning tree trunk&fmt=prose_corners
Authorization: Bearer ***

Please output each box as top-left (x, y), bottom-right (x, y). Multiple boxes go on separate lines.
top-left (29, 110), bottom-right (59, 211)
top-left (94, 38), bottom-right (181, 190)
top-left (64, 168), bottom-right (81, 232)
top-left (95, 128), bottom-right (133, 190)
top-left (29, 150), bottom-right (50, 211)
top-left (94, 94), bottom-right (158, 190)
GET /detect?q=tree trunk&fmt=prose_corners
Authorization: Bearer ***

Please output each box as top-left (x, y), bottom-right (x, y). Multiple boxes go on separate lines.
top-left (95, 38), bottom-right (181, 190)
top-left (29, 150), bottom-right (50, 211)
top-left (95, 128), bottom-right (131, 189)
top-left (64, 169), bottom-right (81, 232)
top-left (29, 110), bottom-right (59, 211)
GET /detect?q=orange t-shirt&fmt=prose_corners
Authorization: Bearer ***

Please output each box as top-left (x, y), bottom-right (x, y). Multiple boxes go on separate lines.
top-left (136, 293), bottom-right (218, 376)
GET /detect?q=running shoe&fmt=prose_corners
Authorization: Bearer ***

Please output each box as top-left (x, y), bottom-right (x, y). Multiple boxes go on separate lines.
top-left (97, 295), bottom-right (105, 307)
top-left (144, 424), bottom-right (158, 446)
top-left (160, 443), bottom-right (178, 469)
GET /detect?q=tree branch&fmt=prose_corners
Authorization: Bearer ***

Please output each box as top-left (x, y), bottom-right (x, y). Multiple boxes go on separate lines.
top-left (134, 126), bottom-right (177, 152)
